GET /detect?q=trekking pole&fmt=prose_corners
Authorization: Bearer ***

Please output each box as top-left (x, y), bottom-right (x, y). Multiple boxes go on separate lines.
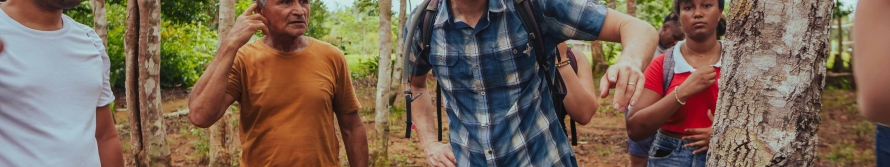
top-left (405, 90), bottom-right (422, 138)
top-left (402, 0), bottom-right (433, 139)
top-left (436, 82), bottom-right (443, 141)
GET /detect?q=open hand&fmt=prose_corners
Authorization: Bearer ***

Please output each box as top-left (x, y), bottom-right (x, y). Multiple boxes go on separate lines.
top-left (424, 142), bottom-right (456, 167)
top-left (599, 62), bottom-right (646, 112)
top-left (223, 3), bottom-right (270, 47)
top-left (682, 110), bottom-right (715, 154)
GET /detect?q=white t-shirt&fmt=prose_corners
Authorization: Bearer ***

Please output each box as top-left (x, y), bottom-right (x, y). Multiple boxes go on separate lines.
top-left (0, 8), bottom-right (114, 166)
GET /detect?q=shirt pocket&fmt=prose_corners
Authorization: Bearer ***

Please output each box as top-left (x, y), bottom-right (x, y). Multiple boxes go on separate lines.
top-left (495, 43), bottom-right (530, 61)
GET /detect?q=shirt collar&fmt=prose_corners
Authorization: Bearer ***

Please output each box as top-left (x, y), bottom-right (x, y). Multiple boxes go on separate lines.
top-left (673, 41), bottom-right (723, 74)
top-left (440, 0), bottom-right (507, 26)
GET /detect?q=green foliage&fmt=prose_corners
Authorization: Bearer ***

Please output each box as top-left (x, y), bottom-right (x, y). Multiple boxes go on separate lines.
top-left (306, 0), bottom-right (331, 39)
top-left (330, 6), bottom-right (380, 55)
top-left (824, 141), bottom-right (857, 166)
top-left (182, 126), bottom-right (210, 163)
top-left (63, 1), bottom-right (94, 25)
top-left (636, 0), bottom-right (674, 29)
top-left (853, 121), bottom-right (874, 138)
top-left (66, 0), bottom-right (219, 88)
top-left (162, 0), bottom-right (218, 24)
top-left (353, 56), bottom-right (380, 79)
top-left (160, 21), bottom-right (218, 88)
top-left (354, 0), bottom-right (378, 15)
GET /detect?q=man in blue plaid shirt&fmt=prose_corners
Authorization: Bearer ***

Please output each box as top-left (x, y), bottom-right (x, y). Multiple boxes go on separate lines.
top-left (405, 0), bottom-right (658, 166)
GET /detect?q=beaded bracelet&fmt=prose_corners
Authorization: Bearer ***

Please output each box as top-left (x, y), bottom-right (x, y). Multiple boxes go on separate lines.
top-left (674, 87), bottom-right (686, 105)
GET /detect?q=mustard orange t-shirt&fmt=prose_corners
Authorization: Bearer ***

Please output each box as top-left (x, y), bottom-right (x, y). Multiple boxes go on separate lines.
top-left (226, 38), bottom-right (361, 167)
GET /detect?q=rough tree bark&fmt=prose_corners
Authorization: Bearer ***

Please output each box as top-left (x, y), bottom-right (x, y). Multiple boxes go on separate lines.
top-left (125, 0), bottom-right (171, 166)
top-left (90, 0), bottom-right (107, 46)
top-left (372, 0), bottom-right (393, 165)
top-left (208, 0), bottom-right (236, 165)
top-left (706, 0), bottom-right (833, 166)
top-left (387, 0), bottom-right (408, 106)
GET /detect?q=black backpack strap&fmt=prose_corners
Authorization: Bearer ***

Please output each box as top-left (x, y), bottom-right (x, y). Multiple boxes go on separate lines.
top-left (662, 47), bottom-right (676, 95)
top-left (515, 0), bottom-right (576, 145)
top-left (404, 0), bottom-right (441, 140)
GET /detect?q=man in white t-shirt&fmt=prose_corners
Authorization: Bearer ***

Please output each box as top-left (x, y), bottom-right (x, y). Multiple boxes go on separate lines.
top-left (0, 0), bottom-right (124, 166)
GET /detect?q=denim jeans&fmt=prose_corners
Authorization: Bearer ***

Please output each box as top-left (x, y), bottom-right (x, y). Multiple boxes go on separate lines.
top-left (877, 124), bottom-right (890, 166)
top-left (647, 132), bottom-right (707, 167)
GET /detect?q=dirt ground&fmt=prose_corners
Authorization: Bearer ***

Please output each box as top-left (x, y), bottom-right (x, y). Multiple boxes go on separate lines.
top-left (110, 77), bottom-right (877, 167)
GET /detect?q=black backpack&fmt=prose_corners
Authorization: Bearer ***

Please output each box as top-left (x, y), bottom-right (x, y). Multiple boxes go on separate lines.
top-left (402, 0), bottom-right (580, 146)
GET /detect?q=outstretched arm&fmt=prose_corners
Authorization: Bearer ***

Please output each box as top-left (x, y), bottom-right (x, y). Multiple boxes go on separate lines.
top-left (853, 0), bottom-right (890, 125)
top-left (596, 9), bottom-right (658, 112)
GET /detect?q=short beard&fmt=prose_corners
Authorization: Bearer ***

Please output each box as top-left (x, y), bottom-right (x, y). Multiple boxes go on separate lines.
top-left (32, 0), bottom-right (83, 11)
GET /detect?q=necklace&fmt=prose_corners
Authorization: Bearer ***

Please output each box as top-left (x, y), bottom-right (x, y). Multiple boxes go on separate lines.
top-left (683, 42), bottom-right (720, 67)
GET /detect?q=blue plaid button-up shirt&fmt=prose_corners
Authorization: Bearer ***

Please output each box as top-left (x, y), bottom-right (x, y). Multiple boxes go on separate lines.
top-left (406, 0), bottom-right (608, 166)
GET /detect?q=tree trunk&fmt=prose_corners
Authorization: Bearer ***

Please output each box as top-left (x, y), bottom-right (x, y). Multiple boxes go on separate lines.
top-left (607, 0), bottom-right (616, 9)
top-left (90, 0), bottom-right (107, 47)
top-left (707, 0), bottom-right (832, 166)
top-left (832, 13), bottom-right (843, 73)
top-left (387, 0), bottom-right (408, 106)
top-left (208, 0), bottom-right (237, 166)
top-left (589, 41), bottom-right (606, 75)
top-left (372, 0), bottom-right (393, 166)
top-left (626, 0), bottom-right (637, 17)
top-left (126, 0), bottom-right (171, 166)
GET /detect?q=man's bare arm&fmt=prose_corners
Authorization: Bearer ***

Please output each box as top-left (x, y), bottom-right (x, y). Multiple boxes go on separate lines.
top-left (853, 0), bottom-right (890, 125)
top-left (410, 74), bottom-right (456, 167)
top-left (595, 9), bottom-right (658, 112)
top-left (189, 3), bottom-right (267, 128)
top-left (336, 111), bottom-right (369, 167)
top-left (96, 105), bottom-right (124, 167)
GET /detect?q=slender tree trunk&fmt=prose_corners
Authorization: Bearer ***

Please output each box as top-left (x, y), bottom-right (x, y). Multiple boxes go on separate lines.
top-left (373, 0), bottom-right (393, 166)
top-left (589, 41), bottom-right (606, 75)
top-left (208, 0), bottom-right (236, 166)
top-left (124, 0), bottom-right (142, 165)
top-left (387, 0), bottom-right (408, 106)
top-left (626, 0), bottom-right (636, 17)
top-left (832, 13), bottom-right (844, 73)
top-left (707, 0), bottom-right (832, 166)
top-left (126, 0), bottom-right (171, 166)
top-left (90, 0), bottom-right (107, 47)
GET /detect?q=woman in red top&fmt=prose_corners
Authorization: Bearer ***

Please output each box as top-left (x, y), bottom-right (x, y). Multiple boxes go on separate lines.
top-left (624, 0), bottom-right (725, 166)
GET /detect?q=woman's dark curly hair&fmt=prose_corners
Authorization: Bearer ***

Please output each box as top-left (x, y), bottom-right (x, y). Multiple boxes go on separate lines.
top-left (674, 0), bottom-right (726, 38)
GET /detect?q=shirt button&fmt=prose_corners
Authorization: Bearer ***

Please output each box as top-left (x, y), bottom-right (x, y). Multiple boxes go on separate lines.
top-left (513, 49), bottom-right (518, 54)
top-left (438, 56), bottom-right (443, 61)
top-left (482, 122), bottom-right (489, 127)
top-left (480, 92), bottom-right (485, 96)
top-left (475, 64), bottom-right (480, 68)
top-left (486, 149), bottom-right (493, 155)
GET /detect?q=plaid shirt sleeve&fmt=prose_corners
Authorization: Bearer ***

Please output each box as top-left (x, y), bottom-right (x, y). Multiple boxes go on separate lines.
top-left (536, 0), bottom-right (610, 42)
